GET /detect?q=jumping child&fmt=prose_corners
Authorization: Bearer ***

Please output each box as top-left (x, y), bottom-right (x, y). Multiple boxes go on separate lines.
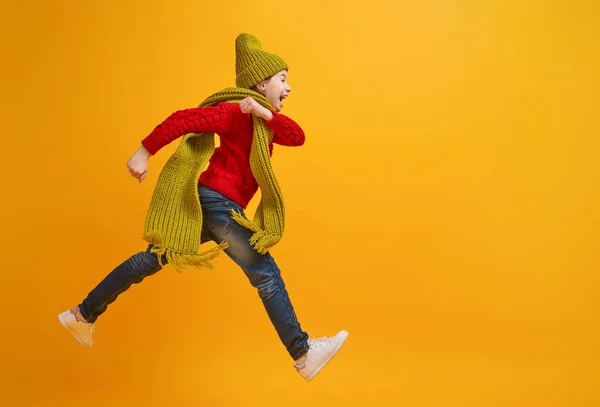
top-left (58, 33), bottom-right (348, 382)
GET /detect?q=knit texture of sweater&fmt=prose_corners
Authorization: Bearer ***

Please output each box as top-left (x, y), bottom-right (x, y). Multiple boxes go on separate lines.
top-left (141, 102), bottom-right (305, 209)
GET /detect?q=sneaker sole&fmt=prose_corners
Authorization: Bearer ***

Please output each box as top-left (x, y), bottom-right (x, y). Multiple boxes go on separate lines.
top-left (304, 330), bottom-right (349, 382)
top-left (58, 313), bottom-right (92, 348)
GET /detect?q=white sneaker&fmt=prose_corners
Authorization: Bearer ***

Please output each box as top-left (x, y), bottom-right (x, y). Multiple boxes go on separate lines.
top-left (58, 308), bottom-right (95, 347)
top-left (295, 330), bottom-right (348, 382)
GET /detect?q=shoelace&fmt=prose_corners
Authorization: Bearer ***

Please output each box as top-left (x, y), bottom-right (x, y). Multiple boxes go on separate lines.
top-left (308, 333), bottom-right (327, 341)
top-left (307, 333), bottom-right (328, 348)
top-left (295, 333), bottom-right (330, 371)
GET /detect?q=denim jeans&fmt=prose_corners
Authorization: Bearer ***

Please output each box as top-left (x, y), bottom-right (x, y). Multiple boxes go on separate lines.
top-left (79, 184), bottom-right (309, 360)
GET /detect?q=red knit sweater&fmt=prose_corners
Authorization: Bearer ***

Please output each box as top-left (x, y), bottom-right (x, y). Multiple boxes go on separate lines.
top-left (141, 102), bottom-right (305, 209)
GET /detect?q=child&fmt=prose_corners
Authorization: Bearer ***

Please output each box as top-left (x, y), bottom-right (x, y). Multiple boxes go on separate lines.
top-left (58, 33), bottom-right (348, 383)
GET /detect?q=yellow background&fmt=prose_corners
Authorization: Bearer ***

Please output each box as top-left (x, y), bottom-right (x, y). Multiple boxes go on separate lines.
top-left (1, 0), bottom-right (599, 406)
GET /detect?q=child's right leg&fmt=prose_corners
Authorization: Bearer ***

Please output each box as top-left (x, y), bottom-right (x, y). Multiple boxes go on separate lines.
top-left (78, 244), bottom-right (168, 323)
top-left (58, 244), bottom-right (168, 346)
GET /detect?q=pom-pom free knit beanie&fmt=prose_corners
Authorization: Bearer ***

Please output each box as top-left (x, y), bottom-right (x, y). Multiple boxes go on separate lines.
top-left (235, 33), bottom-right (288, 89)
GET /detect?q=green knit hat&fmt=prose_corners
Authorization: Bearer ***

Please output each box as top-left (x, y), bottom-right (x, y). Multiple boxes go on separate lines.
top-left (235, 33), bottom-right (288, 89)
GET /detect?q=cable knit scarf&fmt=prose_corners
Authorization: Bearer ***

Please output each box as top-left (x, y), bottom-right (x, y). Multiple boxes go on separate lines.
top-left (142, 88), bottom-right (285, 272)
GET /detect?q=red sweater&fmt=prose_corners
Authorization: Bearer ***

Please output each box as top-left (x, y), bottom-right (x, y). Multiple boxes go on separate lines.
top-left (141, 102), bottom-right (305, 209)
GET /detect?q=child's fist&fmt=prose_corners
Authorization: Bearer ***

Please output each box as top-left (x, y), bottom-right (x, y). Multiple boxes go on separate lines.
top-left (127, 146), bottom-right (150, 183)
top-left (239, 97), bottom-right (273, 120)
top-left (239, 97), bottom-right (261, 114)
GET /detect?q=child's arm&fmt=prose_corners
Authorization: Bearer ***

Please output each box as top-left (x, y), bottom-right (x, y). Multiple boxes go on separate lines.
top-left (141, 104), bottom-right (235, 155)
top-left (126, 104), bottom-right (236, 183)
top-left (239, 97), bottom-right (305, 147)
top-left (263, 111), bottom-right (305, 147)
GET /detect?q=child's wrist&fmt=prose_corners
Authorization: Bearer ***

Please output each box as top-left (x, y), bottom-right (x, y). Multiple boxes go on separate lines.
top-left (138, 145), bottom-right (152, 158)
top-left (261, 108), bottom-right (274, 121)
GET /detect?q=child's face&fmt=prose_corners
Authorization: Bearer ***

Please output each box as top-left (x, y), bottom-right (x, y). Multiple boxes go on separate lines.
top-left (258, 70), bottom-right (291, 112)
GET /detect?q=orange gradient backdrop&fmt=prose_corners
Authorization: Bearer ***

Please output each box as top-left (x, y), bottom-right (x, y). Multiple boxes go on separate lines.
top-left (1, 1), bottom-right (599, 406)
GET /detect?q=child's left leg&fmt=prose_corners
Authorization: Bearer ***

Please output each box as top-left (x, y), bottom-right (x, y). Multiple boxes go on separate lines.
top-left (198, 185), bottom-right (348, 381)
top-left (198, 185), bottom-right (309, 360)
top-left (228, 248), bottom-right (311, 360)
top-left (200, 188), bottom-right (348, 381)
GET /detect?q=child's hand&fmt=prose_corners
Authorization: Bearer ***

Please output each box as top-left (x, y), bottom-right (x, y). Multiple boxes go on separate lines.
top-left (240, 97), bottom-right (272, 120)
top-left (127, 146), bottom-right (150, 183)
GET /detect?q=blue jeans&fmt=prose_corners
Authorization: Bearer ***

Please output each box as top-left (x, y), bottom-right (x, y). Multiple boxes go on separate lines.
top-left (79, 184), bottom-right (309, 360)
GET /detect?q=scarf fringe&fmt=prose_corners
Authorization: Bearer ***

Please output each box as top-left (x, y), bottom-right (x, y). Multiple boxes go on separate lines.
top-left (143, 89), bottom-right (285, 271)
top-left (230, 210), bottom-right (280, 254)
top-left (143, 231), bottom-right (229, 273)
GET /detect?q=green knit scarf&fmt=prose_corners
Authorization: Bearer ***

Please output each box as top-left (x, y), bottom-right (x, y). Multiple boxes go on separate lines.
top-left (142, 88), bottom-right (285, 272)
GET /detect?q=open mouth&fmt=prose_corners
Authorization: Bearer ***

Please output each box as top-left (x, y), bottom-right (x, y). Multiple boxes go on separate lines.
top-left (279, 94), bottom-right (288, 102)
